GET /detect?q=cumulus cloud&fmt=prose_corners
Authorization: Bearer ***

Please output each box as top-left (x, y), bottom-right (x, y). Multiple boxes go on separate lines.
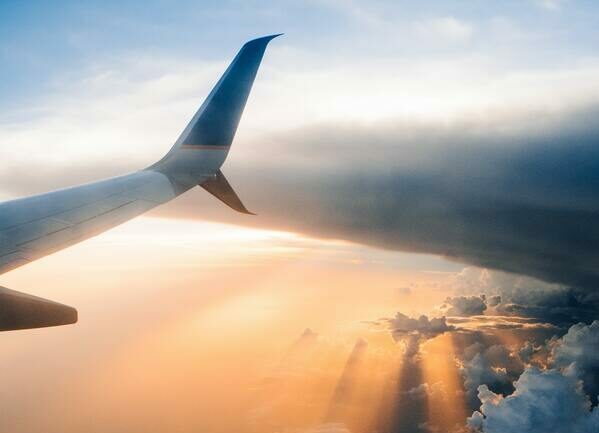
top-left (405, 381), bottom-right (447, 401)
top-left (380, 308), bottom-right (598, 431)
top-left (384, 312), bottom-right (455, 366)
top-left (486, 295), bottom-right (502, 307)
top-left (450, 268), bottom-right (599, 326)
top-left (380, 284), bottom-right (597, 431)
top-left (388, 312), bottom-right (454, 340)
top-left (460, 343), bottom-right (524, 409)
top-left (444, 271), bottom-right (599, 419)
top-left (441, 295), bottom-right (487, 316)
top-left (468, 368), bottom-right (599, 433)
top-left (550, 320), bottom-right (599, 403)
top-left (517, 340), bottom-right (552, 367)
top-left (460, 322), bottom-right (599, 431)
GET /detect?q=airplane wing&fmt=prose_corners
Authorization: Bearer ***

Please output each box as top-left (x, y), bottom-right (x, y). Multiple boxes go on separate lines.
top-left (0, 34), bottom-right (281, 331)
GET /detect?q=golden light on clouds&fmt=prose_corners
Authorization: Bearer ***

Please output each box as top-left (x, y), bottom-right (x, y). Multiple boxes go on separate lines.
top-left (0, 216), bottom-right (473, 433)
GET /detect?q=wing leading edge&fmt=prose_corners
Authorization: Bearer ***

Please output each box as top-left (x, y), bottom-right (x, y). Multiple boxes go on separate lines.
top-left (0, 34), bottom-right (280, 331)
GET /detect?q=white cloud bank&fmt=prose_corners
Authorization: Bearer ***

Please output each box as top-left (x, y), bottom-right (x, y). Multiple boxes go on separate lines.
top-left (5, 33), bottom-right (599, 185)
top-left (468, 368), bottom-right (599, 433)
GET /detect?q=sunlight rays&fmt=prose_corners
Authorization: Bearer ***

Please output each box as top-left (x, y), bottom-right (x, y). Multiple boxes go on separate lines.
top-left (0, 216), bottom-right (464, 433)
top-left (421, 333), bottom-right (469, 432)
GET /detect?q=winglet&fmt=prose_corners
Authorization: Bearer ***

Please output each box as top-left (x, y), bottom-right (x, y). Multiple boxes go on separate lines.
top-left (178, 34), bottom-right (282, 148)
top-left (200, 170), bottom-right (255, 215)
top-left (172, 33), bottom-right (281, 151)
top-left (150, 34), bottom-right (282, 176)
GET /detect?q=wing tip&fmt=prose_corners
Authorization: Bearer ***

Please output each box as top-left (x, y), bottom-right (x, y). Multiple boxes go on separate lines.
top-left (244, 33), bottom-right (284, 47)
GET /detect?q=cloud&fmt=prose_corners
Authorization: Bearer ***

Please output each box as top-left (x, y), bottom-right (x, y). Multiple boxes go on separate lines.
top-left (379, 282), bottom-right (597, 431)
top-left (460, 343), bottom-right (524, 409)
top-left (448, 315), bottom-right (558, 332)
top-left (405, 381), bottom-right (447, 401)
top-left (300, 327), bottom-right (319, 341)
top-left (460, 321), bottom-right (599, 431)
top-left (387, 312), bottom-right (454, 340)
top-left (448, 268), bottom-right (599, 326)
top-left (382, 293), bottom-right (599, 431)
top-left (383, 312), bottom-right (454, 364)
top-left (8, 37), bottom-right (599, 297)
top-left (441, 295), bottom-right (487, 316)
top-left (517, 340), bottom-right (551, 366)
top-left (550, 320), bottom-right (599, 403)
top-left (486, 295), bottom-right (502, 307)
top-left (405, 382), bottom-right (430, 400)
top-left (154, 107), bottom-right (599, 295)
top-left (439, 267), bottom-right (599, 417)
top-left (396, 286), bottom-right (413, 295)
top-left (468, 368), bottom-right (599, 433)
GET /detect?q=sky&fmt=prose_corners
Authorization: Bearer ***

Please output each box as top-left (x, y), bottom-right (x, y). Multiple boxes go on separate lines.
top-left (2, 1), bottom-right (599, 433)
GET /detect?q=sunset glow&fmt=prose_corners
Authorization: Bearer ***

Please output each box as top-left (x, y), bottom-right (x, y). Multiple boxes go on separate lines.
top-left (0, 216), bottom-right (473, 432)
top-left (3, 2), bottom-right (599, 432)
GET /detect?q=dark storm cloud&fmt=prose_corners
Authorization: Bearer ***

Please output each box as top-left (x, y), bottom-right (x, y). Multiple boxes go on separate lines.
top-left (6, 104), bottom-right (599, 295)
top-left (130, 103), bottom-right (599, 294)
